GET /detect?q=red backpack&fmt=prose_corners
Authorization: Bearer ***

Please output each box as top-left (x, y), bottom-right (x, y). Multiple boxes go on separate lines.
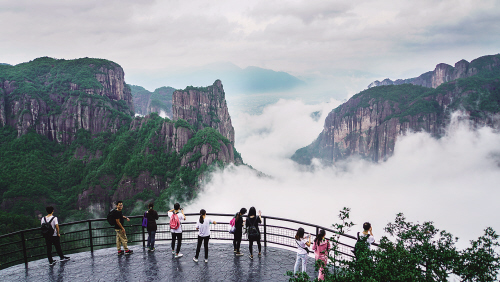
top-left (170, 213), bottom-right (180, 229)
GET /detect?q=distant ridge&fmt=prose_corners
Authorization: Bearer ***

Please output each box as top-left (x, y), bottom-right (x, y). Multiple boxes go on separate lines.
top-left (133, 62), bottom-right (306, 95)
top-left (368, 54), bottom-right (500, 89)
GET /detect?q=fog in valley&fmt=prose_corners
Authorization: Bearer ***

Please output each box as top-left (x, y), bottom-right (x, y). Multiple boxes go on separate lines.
top-left (188, 98), bottom-right (500, 250)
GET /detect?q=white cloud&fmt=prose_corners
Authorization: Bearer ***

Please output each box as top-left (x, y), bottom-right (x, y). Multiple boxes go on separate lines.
top-left (188, 100), bottom-right (500, 251)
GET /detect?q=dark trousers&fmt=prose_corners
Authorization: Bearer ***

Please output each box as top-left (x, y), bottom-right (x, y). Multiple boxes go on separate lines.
top-left (147, 231), bottom-right (156, 249)
top-left (249, 238), bottom-right (261, 256)
top-left (44, 236), bottom-right (64, 263)
top-left (233, 232), bottom-right (242, 252)
top-left (171, 232), bottom-right (182, 254)
top-left (195, 235), bottom-right (210, 259)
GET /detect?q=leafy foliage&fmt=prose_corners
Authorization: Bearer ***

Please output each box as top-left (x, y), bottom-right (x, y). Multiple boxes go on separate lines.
top-left (287, 208), bottom-right (500, 281)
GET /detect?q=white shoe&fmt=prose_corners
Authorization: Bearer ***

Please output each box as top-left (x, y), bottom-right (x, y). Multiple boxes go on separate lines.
top-left (193, 257), bottom-right (198, 262)
top-left (204, 259), bottom-right (208, 263)
top-left (175, 253), bottom-right (183, 258)
top-left (172, 250), bottom-right (176, 254)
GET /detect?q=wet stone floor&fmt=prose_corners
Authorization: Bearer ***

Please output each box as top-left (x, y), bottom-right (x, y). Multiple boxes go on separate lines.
top-left (2, 243), bottom-right (319, 281)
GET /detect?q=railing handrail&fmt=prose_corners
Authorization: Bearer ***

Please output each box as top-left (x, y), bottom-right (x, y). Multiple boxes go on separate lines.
top-left (0, 211), bottom-right (377, 269)
top-left (0, 212), bottom-right (365, 242)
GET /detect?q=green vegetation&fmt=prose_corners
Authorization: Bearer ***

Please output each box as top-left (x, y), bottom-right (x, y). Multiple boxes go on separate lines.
top-left (0, 57), bottom-right (238, 238)
top-left (287, 208), bottom-right (500, 281)
top-left (183, 85), bottom-right (210, 92)
top-left (0, 56), bottom-right (133, 118)
top-left (0, 113), bottom-right (232, 227)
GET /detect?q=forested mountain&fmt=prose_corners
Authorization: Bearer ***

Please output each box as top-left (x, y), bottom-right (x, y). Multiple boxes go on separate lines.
top-left (292, 54), bottom-right (500, 164)
top-left (0, 57), bottom-right (241, 234)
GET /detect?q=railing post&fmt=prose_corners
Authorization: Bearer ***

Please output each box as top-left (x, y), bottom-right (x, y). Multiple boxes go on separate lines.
top-left (142, 226), bottom-right (146, 248)
top-left (20, 231), bottom-right (28, 267)
top-left (263, 217), bottom-right (267, 248)
top-left (88, 220), bottom-right (94, 253)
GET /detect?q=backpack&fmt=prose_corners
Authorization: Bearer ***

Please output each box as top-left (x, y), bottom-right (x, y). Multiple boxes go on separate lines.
top-left (107, 209), bottom-right (117, 226)
top-left (352, 232), bottom-right (370, 257)
top-left (41, 216), bottom-right (55, 238)
top-left (142, 212), bottom-right (148, 228)
top-left (247, 217), bottom-right (260, 240)
top-left (228, 213), bottom-right (237, 233)
top-left (170, 213), bottom-right (180, 230)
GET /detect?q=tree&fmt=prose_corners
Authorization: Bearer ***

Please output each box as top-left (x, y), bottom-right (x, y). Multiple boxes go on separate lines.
top-left (287, 208), bottom-right (500, 282)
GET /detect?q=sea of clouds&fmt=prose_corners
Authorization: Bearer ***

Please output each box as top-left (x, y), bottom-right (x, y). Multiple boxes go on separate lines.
top-left (187, 98), bottom-right (500, 250)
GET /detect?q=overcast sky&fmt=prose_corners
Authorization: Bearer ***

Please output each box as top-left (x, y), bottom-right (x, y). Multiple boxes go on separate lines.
top-left (1, 0), bottom-right (499, 95)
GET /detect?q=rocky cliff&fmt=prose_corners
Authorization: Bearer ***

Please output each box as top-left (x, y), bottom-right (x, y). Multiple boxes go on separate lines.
top-left (0, 57), bottom-right (134, 144)
top-left (173, 80), bottom-right (235, 144)
top-left (75, 80), bottom-right (238, 213)
top-left (368, 54), bottom-right (500, 89)
top-left (0, 58), bottom-right (241, 219)
top-left (293, 54), bottom-right (500, 164)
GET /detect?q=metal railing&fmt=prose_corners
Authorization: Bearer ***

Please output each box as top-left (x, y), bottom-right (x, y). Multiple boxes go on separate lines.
top-left (0, 213), bottom-right (376, 270)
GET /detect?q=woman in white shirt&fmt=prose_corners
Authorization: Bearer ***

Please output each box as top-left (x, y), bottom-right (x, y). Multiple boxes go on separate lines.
top-left (193, 209), bottom-right (217, 263)
top-left (294, 227), bottom-right (311, 275)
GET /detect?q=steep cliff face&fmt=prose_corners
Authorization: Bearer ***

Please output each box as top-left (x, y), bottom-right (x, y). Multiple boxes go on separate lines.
top-left (0, 57), bottom-right (134, 144)
top-left (368, 54), bottom-right (500, 89)
top-left (293, 65), bottom-right (500, 164)
top-left (74, 81), bottom-right (239, 213)
top-left (0, 58), bottom-right (241, 219)
top-left (173, 80), bottom-right (235, 144)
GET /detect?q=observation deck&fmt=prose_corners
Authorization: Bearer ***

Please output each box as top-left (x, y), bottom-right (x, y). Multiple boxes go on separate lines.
top-left (1, 213), bottom-right (369, 281)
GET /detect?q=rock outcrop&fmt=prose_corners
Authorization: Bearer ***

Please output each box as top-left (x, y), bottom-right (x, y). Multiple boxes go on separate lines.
top-left (294, 54), bottom-right (500, 164)
top-left (0, 58), bottom-right (134, 144)
top-left (173, 80), bottom-right (235, 144)
top-left (368, 55), bottom-right (500, 89)
top-left (76, 81), bottom-right (238, 211)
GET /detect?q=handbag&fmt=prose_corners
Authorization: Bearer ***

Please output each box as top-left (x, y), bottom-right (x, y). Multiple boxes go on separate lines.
top-left (296, 239), bottom-right (311, 254)
top-left (228, 225), bottom-right (236, 234)
top-left (142, 212), bottom-right (148, 228)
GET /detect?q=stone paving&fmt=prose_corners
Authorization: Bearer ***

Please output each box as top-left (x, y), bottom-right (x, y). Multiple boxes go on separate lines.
top-left (1, 243), bottom-right (320, 281)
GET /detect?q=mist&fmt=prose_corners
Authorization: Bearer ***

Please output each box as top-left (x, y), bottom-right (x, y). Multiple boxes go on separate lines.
top-left (187, 99), bottom-right (500, 250)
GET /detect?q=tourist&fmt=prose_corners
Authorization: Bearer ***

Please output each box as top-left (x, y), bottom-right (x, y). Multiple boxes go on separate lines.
top-left (361, 222), bottom-right (375, 247)
top-left (145, 202), bottom-right (159, 252)
top-left (168, 203), bottom-right (185, 258)
top-left (233, 207), bottom-right (247, 256)
top-left (312, 229), bottom-right (330, 280)
top-left (294, 227), bottom-right (311, 275)
top-left (41, 206), bottom-right (70, 265)
top-left (245, 206), bottom-right (262, 259)
top-left (113, 201), bottom-right (133, 255)
top-left (193, 209), bottom-right (216, 263)
top-left (354, 222), bottom-right (375, 256)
